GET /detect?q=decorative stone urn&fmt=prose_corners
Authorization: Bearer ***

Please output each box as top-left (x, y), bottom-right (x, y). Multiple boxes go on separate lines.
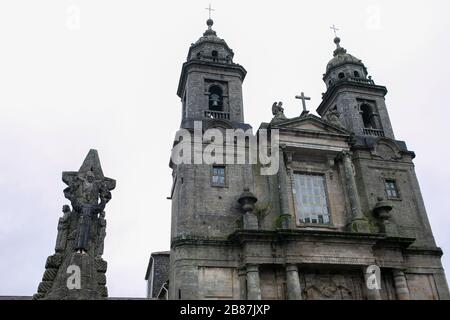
top-left (373, 197), bottom-right (397, 236)
top-left (238, 188), bottom-right (259, 230)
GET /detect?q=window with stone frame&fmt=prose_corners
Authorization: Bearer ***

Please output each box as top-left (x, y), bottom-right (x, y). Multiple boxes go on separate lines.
top-left (385, 179), bottom-right (400, 199)
top-left (211, 165), bottom-right (226, 187)
top-left (293, 173), bottom-right (331, 225)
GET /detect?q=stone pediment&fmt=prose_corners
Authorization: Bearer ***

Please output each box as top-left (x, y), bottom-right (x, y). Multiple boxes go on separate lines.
top-left (271, 115), bottom-right (350, 136)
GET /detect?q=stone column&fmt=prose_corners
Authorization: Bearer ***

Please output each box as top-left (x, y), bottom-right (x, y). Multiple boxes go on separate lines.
top-left (338, 151), bottom-right (369, 233)
top-left (286, 264), bottom-right (302, 300)
top-left (393, 270), bottom-right (411, 300)
top-left (277, 145), bottom-right (292, 229)
top-left (246, 264), bottom-right (261, 300)
top-left (363, 266), bottom-right (382, 300)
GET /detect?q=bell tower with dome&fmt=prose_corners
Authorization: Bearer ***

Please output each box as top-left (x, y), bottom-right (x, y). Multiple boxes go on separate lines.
top-left (176, 18), bottom-right (250, 131)
top-left (318, 37), bottom-right (395, 140)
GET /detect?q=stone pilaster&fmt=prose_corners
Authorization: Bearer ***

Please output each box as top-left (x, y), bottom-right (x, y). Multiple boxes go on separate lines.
top-left (286, 264), bottom-right (302, 300)
top-left (246, 264), bottom-right (261, 300)
top-left (393, 270), bottom-right (411, 300)
top-left (277, 145), bottom-right (292, 229)
top-left (338, 151), bottom-right (369, 233)
top-left (238, 268), bottom-right (247, 300)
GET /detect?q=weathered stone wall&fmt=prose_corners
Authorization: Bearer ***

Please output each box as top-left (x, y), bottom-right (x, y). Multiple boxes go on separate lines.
top-left (319, 86), bottom-right (395, 139)
top-left (183, 66), bottom-right (245, 123)
top-left (353, 147), bottom-right (437, 246)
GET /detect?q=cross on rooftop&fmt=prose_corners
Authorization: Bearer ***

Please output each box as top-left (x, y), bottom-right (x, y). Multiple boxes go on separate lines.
top-left (330, 24), bottom-right (339, 37)
top-left (295, 92), bottom-right (311, 113)
top-left (205, 4), bottom-right (215, 19)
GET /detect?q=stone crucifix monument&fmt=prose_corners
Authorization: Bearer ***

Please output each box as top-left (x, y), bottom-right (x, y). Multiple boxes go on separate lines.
top-left (34, 150), bottom-right (116, 300)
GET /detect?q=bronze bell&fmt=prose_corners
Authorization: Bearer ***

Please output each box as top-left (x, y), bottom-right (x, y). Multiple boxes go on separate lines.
top-left (210, 94), bottom-right (220, 107)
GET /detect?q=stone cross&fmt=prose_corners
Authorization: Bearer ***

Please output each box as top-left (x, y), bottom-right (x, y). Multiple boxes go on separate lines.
top-left (205, 4), bottom-right (215, 19)
top-left (295, 92), bottom-right (311, 113)
top-left (330, 24), bottom-right (339, 37)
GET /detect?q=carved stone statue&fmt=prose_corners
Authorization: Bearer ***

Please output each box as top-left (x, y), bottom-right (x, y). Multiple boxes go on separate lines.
top-left (271, 102), bottom-right (287, 123)
top-left (63, 167), bottom-right (114, 253)
top-left (34, 150), bottom-right (115, 300)
top-left (95, 212), bottom-right (107, 258)
top-left (55, 205), bottom-right (71, 253)
top-left (325, 108), bottom-right (342, 127)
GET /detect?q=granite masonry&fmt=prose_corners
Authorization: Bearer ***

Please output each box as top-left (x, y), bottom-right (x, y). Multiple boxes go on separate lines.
top-left (34, 150), bottom-right (115, 300)
top-left (145, 18), bottom-right (450, 300)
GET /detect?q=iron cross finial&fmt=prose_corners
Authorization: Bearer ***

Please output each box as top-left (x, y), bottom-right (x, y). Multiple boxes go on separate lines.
top-left (205, 4), bottom-right (215, 19)
top-left (330, 24), bottom-right (339, 38)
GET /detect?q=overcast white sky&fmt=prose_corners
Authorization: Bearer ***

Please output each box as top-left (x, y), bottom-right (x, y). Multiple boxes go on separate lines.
top-left (0, 0), bottom-right (449, 298)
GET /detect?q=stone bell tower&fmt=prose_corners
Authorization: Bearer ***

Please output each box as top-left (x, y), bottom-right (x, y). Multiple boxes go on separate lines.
top-left (177, 18), bottom-right (249, 130)
top-left (167, 17), bottom-right (256, 300)
top-left (318, 36), bottom-right (395, 140)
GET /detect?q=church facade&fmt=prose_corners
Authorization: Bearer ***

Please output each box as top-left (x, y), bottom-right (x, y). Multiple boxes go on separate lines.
top-left (146, 18), bottom-right (450, 300)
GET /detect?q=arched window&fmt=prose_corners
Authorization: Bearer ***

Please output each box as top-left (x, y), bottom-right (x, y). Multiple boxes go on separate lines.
top-left (361, 104), bottom-right (374, 128)
top-left (354, 71), bottom-right (360, 78)
top-left (212, 50), bottom-right (218, 61)
top-left (338, 72), bottom-right (345, 79)
top-left (208, 85), bottom-right (223, 111)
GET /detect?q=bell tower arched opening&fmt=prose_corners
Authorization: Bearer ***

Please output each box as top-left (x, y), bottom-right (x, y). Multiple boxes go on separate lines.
top-left (208, 85), bottom-right (223, 112)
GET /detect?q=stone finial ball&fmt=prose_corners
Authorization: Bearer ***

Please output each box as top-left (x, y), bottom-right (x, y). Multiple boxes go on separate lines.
top-left (334, 37), bottom-right (341, 45)
top-left (207, 18), bottom-right (214, 27)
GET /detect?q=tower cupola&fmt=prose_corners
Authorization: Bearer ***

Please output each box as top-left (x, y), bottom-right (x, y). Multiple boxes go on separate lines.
top-left (318, 35), bottom-right (395, 139)
top-left (324, 37), bottom-right (369, 89)
top-left (187, 19), bottom-right (235, 64)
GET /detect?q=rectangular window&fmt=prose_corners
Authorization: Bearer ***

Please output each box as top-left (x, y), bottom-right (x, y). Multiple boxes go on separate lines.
top-left (211, 166), bottom-right (226, 187)
top-left (293, 173), bottom-right (330, 225)
top-left (385, 180), bottom-right (399, 199)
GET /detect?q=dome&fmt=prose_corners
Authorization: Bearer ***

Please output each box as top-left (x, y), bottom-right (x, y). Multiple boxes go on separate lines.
top-left (187, 19), bottom-right (235, 62)
top-left (326, 37), bottom-right (365, 74)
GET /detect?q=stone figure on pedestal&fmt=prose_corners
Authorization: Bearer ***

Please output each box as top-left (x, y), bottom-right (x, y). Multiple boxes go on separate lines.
top-left (271, 102), bottom-right (287, 123)
top-left (34, 150), bottom-right (115, 300)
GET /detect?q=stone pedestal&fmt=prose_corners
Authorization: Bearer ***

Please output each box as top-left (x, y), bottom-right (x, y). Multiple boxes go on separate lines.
top-left (246, 265), bottom-right (261, 300)
top-left (39, 253), bottom-right (108, 300)
top-left (393, 270), bottom-right (411, 300)
top-left (243, 213), bottom-right (259, 230)
top-left (286, 264), bottom-right (302, 300)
